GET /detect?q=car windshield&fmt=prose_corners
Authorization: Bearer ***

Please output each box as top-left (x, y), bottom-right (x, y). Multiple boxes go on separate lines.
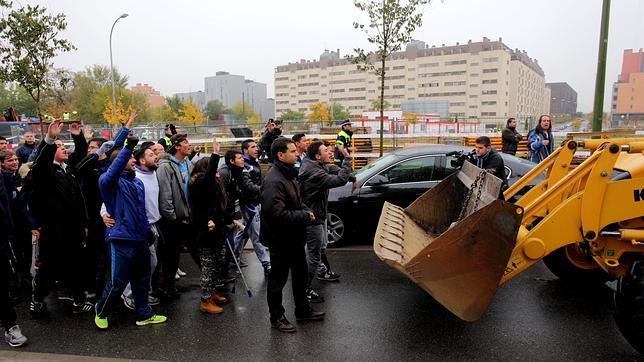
top-left (354, 153), bottom-right (398, 181)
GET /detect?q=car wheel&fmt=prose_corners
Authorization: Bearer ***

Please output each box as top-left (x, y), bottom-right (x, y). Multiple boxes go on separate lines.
top-left (326, 212), bottom-right (345, 247)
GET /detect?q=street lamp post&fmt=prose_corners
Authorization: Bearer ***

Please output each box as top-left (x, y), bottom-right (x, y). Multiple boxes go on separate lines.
top-left (109, 13), bottom-right (129, 116)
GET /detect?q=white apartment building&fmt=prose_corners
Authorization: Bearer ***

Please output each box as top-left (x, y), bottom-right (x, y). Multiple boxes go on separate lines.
top-left (274, 37), bottom-right (549, 123)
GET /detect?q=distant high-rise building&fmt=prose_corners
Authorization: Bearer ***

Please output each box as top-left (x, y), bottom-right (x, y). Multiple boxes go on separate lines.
top-left (131, 83), bottom-right (166, 108)
top-left (174, 91), bottom-right (206, 110)
top-left (274, 37), bottom-right (550, 125)
top-left (612, 49), bottom-right (644, 126)
top-left (175, 71), bottom-right (272, 121)
top-left (546, 82), bottom-right (577, 117)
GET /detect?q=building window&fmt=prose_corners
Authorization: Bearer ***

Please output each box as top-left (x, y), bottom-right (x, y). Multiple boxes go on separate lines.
top-left (482, 68), bottom-right (498, 73)
top-left (481, 90), bottom-right (497, 95)
top-left (482, 79), bottom-right (498, 84)
top-left (481, 101), bottom-right (497, 106)
top-left (298, 75), bottom-right (307, 79)
top-left (470, 73), bottom-right (479, 77)
top-left (419, 62), bottom-right (439, 68)
top-left (275, 77), bottom-right (289, 81)
top-left (445, 60), bottom-right (467, 66)
top-left (393, 65), bottom-right (405, 70)
top-left (330, 71), bottom-right (345, 76)
top-left (393, 85), bottom-right (405, 89)
top-left (483, 57), bottom-right (498, 63)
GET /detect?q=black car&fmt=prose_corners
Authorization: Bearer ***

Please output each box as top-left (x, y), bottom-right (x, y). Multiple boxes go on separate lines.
top-left (326, 144), bottom-right (537, 246)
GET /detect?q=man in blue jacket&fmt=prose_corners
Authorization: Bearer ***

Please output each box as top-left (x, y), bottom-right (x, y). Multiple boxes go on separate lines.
top-left (94, 112), bottom-right (167, 329)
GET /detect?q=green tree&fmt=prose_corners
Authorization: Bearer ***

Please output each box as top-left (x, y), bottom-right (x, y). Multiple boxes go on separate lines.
top-left (70, 65), bottom-right (128, 123)
top-left (229, 101), bottom-right (258, 123)
top-left (150, 104), bottom-right (176, 123)
top-left (371, 99), bottom-right (391, 110)
top-left (331, 102), bottom-right (351, 120)
top-left (166, 95), bottom-right (182, 114)
top-left (350, 0), bottom-right (431, 156)
top-left (0, 1), bottom-right (76, 128)
top-left (0, 82), bottom-right (37, 116)
top-left (203, 99), bottom-right (226, 120)
top-left (90, 86), bottom-right (148, 125)
top-left (280, 109), bottom-right (305, 121)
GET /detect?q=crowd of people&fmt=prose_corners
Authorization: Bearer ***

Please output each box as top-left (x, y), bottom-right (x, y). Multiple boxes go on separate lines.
top-left (0, 113), bottom-right (557, 345)
top-left (0, 115), bottom-right (358, 346)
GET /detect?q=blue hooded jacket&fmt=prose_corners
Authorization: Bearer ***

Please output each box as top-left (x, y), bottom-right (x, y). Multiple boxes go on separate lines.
top-left (99, 147), bottom-right (150, 242)
top-left (527, 128), bottom-right (555, 163)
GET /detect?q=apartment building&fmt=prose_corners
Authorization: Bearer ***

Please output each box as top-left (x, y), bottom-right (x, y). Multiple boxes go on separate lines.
top-left (274, 37), bottom-right (549, 122)
top-left (130, 83), bottom-right (166, 108)
top-left (612, 49), bottom-right (644, 125)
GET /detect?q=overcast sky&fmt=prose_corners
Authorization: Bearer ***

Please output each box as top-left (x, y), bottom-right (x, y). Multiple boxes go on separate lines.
top-left (25, 0), bottom-right (644, 112)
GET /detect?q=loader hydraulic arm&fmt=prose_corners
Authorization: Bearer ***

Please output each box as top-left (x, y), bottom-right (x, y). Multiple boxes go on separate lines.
top-left (500, 141), bottom-right (644, 284)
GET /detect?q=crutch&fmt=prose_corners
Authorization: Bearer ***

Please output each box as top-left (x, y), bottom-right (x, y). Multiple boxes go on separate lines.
top-left (225, 237), bottom-right (252, 298)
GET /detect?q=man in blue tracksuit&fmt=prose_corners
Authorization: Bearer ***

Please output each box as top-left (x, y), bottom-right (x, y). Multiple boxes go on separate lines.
top-left (94, 113), bottom-right (167, 329)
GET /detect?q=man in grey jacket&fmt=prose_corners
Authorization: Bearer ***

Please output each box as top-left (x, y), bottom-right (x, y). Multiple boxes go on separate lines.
top-left (298, 141), bottom-right (352, 303)
top-left (156, 133), bottom-right (193, 299)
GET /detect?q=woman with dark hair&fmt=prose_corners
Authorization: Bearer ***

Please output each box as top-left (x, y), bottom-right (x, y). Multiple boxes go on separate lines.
top-left (527, 115), bottom-right (554, 163)
top-left (188, 140), bottom-right (232, 315)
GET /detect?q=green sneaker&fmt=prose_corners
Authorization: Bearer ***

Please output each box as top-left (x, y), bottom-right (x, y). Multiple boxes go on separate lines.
top-left (136, 314), bottom-right (167, 326)
top-left (94, 315), bottom-right (108, 330)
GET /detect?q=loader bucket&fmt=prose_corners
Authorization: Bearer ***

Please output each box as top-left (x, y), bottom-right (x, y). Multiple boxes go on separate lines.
top-left (374, 162), bottom-right (524, 321)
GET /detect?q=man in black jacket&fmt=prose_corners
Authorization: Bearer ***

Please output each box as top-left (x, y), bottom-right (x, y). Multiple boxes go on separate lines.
top-left (29, 120), bottom-right (93, 316)
top-left (468, 136), bottom-right (506, 195)
top-left (261, 137), bottom-right (324, 333)
top-left (299, 141), bottom-right (352, 303)
top-left (501, 118), bottom-right (522, 155)
top-left (0, 170), bottom-right (28, 347)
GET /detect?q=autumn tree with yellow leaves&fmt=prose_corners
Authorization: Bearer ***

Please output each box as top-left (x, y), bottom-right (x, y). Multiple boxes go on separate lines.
top-left (176, 98), bottom-right (205, 128)
top-left (306, 102), bottom-right (330, 124)
top-left (103, 95), bottom-right (132, 125)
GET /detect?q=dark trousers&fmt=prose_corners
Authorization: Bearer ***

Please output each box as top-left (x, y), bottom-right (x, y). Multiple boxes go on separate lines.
top-left (96, 240), bottom-right (153, 321)
top-left (86, 219), bottom-right (108, 296)
top-left (0, 258), bottom-right (17, 331)
top-left (33, 228), bottom-right (85, 303)
top-left (159, 219), bottom-right (186, 291)
top-left (267, 244), bottom-right (310, 321)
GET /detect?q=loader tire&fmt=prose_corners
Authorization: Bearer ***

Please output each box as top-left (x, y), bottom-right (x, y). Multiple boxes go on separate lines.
top-left (543, 244), bottom-right (606, 285)
top-left (613, 261), bottom-right (644, 354)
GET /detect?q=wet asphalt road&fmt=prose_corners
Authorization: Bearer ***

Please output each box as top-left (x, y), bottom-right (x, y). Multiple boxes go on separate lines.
top-left (0, 247), bottom-right (642, 361)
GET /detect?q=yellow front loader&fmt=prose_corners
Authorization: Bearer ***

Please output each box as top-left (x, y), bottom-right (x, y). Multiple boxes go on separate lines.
top-left (374, 137), bottom-right (644, 353)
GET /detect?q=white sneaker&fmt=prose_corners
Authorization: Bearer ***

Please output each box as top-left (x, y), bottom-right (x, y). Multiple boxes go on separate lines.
top-left (175, 272), bottom-right (180, 280)
top-left (177, 268), bottom-right (187, 277)
top-left (5, 325), bottom-right (27, 347)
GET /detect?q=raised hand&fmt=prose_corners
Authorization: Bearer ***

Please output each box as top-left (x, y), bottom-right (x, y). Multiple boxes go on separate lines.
top-left (212, 138), bottom-right (221, 154)
top-left (125, 134), bottom-right (139, 150)
top-left (47, 119), bottom-right (64, 139)
top-left (193, 145), bottom-right (202, 153)
top-left (126, 110), bottom-right (138, 129)
top-left (69, 122), bottom-right (82, 136)
top-left (207, 220), bottom-right (215, 231)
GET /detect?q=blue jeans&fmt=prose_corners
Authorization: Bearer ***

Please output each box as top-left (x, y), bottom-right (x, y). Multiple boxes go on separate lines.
top-left (234, 205), bottom-right (270, 265)
top-left (96, 240), bottom-right (153, 321)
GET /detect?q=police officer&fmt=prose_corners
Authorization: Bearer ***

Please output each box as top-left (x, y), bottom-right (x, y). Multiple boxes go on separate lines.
top-left (158, 124), bottom-right (176, 152)
top-left (333, 120), bottom-right (355, 166)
